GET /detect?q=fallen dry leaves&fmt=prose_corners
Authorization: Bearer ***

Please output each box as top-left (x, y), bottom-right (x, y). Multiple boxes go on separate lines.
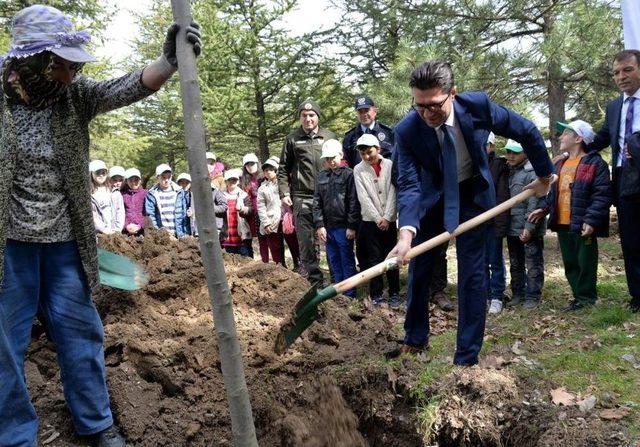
top-left (550, 387), bottom-right (577, 406)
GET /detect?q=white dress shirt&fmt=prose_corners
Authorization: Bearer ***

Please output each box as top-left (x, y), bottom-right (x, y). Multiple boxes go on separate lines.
top-left (435, 107), bottom-right (473, 182)
top-left (399, 107), bottom-right (473, 237)
top-left (618, 89), bottom-right (640, 167)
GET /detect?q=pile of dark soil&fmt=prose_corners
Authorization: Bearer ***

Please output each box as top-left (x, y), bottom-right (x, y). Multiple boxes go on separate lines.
top-left (26, 229), bottom-right (437, 446)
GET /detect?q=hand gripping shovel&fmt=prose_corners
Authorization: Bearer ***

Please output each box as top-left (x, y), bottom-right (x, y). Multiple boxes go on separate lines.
top-left (274, 178), bottom-right (555, 354)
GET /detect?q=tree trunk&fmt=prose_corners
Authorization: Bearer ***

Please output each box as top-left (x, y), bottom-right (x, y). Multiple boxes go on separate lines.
top-left (254, 87), bottom-right (270, 161)
top-left (170, 1), bottom-right (258, 446)
top-left (544, 10), bottom-right (566, 155)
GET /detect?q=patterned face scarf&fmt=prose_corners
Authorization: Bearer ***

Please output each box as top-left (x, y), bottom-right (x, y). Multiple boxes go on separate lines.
top-left (1, 52), bottom-right (82, 110)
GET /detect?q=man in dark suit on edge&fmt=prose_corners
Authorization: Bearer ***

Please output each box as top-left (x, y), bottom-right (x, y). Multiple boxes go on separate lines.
top-left (387, 60), bottom-right (554, 365)
top-left (587, 49), bottom-right (640, 313)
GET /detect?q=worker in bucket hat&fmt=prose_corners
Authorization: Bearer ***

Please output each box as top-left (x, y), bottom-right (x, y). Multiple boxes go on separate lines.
top-left (0, 5), bottom-right (202, 446)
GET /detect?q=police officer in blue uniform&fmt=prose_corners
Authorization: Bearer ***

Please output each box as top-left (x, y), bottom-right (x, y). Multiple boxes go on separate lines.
top-left (342, 95), bottom-right (395, 168)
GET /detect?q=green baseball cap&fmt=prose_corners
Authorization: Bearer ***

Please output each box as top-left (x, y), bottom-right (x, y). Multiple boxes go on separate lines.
top-left (504, 139), bottom-right (523, 153)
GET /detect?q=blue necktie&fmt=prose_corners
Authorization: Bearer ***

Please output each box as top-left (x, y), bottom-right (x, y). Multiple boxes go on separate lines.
top-left (440, 125), bottom-right (459, 233)
top-left (624, 97), bottom-right (636, 165)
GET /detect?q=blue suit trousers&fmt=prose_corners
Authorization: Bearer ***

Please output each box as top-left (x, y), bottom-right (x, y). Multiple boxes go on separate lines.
top-left (0, 240), bottom-right (113, 446)
top-left (404, 181), bottom-right (489, 365)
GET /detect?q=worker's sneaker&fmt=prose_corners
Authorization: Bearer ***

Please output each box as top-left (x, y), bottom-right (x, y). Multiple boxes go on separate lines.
top-left (371, 294), bottom-right (384, 305)
top-left (90, 425), bottom-right (125, 447)
top-left (523, 299), bottom-right (540, 310)
top-left (388, 293), bottom-right (402, 309)
top-left (488, 299), bottom-right (503, 314)
top-left (432, 291), bottom-right (454, 311)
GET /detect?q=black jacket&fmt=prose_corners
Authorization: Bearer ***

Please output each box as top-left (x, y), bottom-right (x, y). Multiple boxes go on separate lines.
top-left (488, 152), bottom-right (510, 237)
top-left (313, 167), bottom-right (360, 230)
top-left (342, 121), bottom-right (394, 168)
top-left (544, 151), bottom-right (613, 237)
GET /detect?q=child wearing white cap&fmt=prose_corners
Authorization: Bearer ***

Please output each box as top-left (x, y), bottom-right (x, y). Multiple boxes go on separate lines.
top-left (108, 165), bottom-right (126, 191)
top-left (144, 164), bottom-right (187, 237)
top-left (353, 134), bottom-right (400, 307)
top-left (240, 153), bottom-right (263, 259)
top-left (89, 160), bottom-right (125, 234)
top-left (313, 140), bottom-right (360, 298)
top-left (529, 120), bottom-right (613, 311)
top-left (121, 168), bottom-right (148, 235)
top-left (222, 168), bottom-right (253, 256)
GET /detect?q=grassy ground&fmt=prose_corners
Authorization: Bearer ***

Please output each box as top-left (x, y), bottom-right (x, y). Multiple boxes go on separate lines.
top-left (403, 231), bottom-right (640, 439)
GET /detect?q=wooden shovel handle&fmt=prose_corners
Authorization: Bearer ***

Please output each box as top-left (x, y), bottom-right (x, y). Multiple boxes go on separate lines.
top-left (334, 184), bottom-right (547, 295)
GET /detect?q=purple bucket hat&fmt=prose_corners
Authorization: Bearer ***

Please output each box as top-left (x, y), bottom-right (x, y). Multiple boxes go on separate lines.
top-left (3, 5), bottom-right (96, 64)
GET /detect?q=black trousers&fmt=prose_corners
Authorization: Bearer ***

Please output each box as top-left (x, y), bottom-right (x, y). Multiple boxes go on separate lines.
top-left (357, 221), bottom-right (400, 297)
top-left (616, 170), bottom-right (640, 299)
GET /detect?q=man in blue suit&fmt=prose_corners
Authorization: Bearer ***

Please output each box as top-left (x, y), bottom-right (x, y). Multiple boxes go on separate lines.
top-left (388, 60), bottom-right (554, 365)
top-left (586, 49), bottom-right (640, 313)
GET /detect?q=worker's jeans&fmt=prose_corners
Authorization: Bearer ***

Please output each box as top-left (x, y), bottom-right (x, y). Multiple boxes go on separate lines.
top-left (0, 240), bottom-right (113, 447)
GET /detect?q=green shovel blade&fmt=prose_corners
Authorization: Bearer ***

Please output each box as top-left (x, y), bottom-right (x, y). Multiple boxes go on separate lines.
top-left (98, 249), bottom-right (149, 290)
top-left (275, 285), bottom-right (338, 354)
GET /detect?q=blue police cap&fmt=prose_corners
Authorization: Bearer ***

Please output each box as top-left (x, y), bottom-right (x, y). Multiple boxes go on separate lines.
top-left (354, 95), bottom-right (375, 110)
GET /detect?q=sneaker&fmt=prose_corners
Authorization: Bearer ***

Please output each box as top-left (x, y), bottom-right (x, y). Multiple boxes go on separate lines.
top-left (523, 299), bottom-right (540, 309)
top-left (506, 295), bottom-right (524, 307)
top-left (488, 299), bottom-right (503, 314)
top-left (371, 295), bottom-right (384, 305)
top-left (629, 297), bottom-right (640, 313)
top-left (389, 293), bottom-right (402, 309)
top-left (90, 425), bottom-right (125, 447)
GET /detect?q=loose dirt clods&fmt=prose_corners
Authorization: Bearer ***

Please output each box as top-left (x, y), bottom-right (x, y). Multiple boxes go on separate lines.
top-left (27, 229), bottom-right (424, 446)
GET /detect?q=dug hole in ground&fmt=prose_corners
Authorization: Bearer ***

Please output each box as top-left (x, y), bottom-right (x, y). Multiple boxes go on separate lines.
top-left (26, 229), bottom-right (631, 446)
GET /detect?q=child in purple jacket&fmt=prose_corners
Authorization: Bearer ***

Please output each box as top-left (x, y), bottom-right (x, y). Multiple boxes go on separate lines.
top-left (121, 168), bottom-right (148, 236)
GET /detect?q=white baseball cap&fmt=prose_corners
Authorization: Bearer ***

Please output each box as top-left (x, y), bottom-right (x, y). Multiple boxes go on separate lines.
top-left (487, 132), bottom-right (496, 145)
top-left (242, 153), bottom-right (259, 165)
top-left (155, 163), bottom-right (172, 176)
top-left (205, 152), bottom-right (216, 161)
top-left (176, 173), bottom-right (192, 182)
top-left (556, 120), bottom-right (595, 145)
top-left (223, 168), bottom-right (243, 181)
top-left (89, 160), bottom-right (107, 172)
top-left (108, 166), bottom-right (125, 178)
top-left (262, 158), bottom-right (279, 170)
top-left (321, 139), bottom-right (342, 159)
top-left (124, 168), bottom-right (141, 179)
top-left (355, 133), bottom-right (380, 149)
top-left (269, 155), bottom-right (280, 164)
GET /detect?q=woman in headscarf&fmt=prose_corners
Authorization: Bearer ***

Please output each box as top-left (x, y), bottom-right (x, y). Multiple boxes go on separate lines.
top-left (0, 5), bottom-right (201, 446)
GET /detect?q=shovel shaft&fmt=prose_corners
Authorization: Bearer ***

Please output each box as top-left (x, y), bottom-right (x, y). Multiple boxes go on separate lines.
top-left (333, 187), bottom-right (537, 295)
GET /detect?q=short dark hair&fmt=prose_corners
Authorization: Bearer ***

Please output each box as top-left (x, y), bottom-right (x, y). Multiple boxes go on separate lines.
top-left (409, 60), bottom-right (455, 92)
top-left (614, 50), bottom-right (640, 66)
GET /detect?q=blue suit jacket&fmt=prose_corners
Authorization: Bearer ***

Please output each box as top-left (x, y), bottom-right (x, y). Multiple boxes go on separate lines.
top-left (587, 95), bottom-right (623, 181)
top-left (395, 91), bottom-right (554, 231)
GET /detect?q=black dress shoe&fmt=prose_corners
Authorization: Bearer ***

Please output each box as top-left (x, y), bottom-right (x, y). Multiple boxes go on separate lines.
top-left (91, 425), bottom-right (125, 447)
top-left (629, 297), bottom-right (640, 313)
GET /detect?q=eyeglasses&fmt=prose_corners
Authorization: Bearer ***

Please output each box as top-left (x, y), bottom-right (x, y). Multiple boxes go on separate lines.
top-left (412, 94), bottom-right (451, 113)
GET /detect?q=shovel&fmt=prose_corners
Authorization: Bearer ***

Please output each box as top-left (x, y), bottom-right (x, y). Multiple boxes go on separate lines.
top-left (274, 179), bottom-right (555, 354)
top-left (98, 248), bottom-right (149, 291)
